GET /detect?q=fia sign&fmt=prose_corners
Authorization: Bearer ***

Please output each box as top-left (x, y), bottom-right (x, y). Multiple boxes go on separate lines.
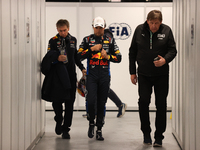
top-left (108, 23), bottom-right (132, 40)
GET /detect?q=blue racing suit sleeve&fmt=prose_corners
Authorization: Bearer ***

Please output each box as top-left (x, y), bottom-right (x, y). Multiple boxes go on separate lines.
top-left (108, 38), bottom-right (121, 63)
top-left (77, 37), bottom-right (90, 61)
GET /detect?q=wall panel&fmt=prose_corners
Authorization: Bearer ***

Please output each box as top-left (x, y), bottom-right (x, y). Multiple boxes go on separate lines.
top-left (178, 0), bottom-right (183, 143)
top-left (36, 0), bottom-right (41, 136)
top-left (172, 0), bottom-right (185, 149)
top-left (24, 0), bottom-right (32, 148)
top-left (171, 0), bottom-right (176, 138)
top-left (0, 0), bottom-right (46, 149)
top-left (31, 0), bottom-right (37, 141)
top-left (182, 1), bottom-right (190, 149)
top-left (40, 0), bottom-right (46, 135)
top-left (175, 0), bottom-right (180, 142)
top-left (77, 4), bottom-right (93, 45)
top-left (11, 0), bottom-right (19, 149)
top-left (187, 0), bottom-right (196, 149)
top-left (173, 0), bottom-right (200, 149)
top-left (0, 0), bottom-right (2, 148)
top-left (18, 0), bottom-right (26, 149)
top-left (1, 0), bottom-right (11, 149)
top-left (195, 0), bottom-right (200, 148)
top-left (162, 7), bottom-right (172, 28)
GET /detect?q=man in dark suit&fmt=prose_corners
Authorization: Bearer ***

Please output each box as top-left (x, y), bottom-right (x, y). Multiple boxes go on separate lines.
top-left (41, 19), bottom-right (86, 139)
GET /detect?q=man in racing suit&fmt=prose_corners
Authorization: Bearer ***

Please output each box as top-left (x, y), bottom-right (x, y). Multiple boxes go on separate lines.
top-left (129, 10), bottom-right (177, 147)
top-left (78, 17), bottom-right (121, 141)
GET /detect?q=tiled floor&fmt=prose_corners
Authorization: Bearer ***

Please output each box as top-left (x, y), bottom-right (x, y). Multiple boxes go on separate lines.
top-left (33, 111), bottom-right (181, 150)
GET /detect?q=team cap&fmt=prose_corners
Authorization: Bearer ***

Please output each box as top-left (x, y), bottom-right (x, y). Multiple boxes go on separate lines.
top-left (93, 16), bottom-right (106, 28)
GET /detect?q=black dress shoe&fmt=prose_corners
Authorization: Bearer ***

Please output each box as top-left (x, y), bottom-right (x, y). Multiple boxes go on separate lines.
top-left (62, 131), bottom-right (70, 139)
top-left (88, 124), bottom-right (95, 138)
top-left (55, 123), bottom-right (62, 135)
top-left (153, 139), bottom-right (162, 147)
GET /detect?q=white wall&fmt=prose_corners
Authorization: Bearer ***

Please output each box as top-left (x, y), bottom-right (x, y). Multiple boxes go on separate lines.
top-left (0, 0), bottom-right (46, 150)
top-left (45, 2), bottom-right (173, 111)
top-left (172, 0), bottom-right (200, 149)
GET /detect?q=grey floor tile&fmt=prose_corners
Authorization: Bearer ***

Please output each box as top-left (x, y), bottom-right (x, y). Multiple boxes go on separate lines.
top-left (33, 111), bottom-right (181, 150)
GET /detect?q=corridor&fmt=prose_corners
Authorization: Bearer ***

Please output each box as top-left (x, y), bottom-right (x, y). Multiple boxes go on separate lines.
top-left (33, 111), bottom-right (181, 150)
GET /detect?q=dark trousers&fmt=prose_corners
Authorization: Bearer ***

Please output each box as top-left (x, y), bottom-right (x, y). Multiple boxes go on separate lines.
top-left (86, 74), bottom-right (110, 129)
top-left (85, 88), bottom-right (122, 115)
top-left (52, 87), bottom-right (76, 132)
top-left (138, 74), bottom-right (169, 140)
top-left (108, 88), bottom-right (122, 107)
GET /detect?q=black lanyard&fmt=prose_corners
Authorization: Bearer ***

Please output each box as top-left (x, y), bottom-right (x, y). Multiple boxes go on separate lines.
top-left (61, 38), bottom-right (66, 49)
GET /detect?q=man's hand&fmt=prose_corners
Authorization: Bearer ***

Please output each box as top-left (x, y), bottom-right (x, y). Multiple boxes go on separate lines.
top-left (58, 55), bottom-right (67, 62)
top-left (91, 44), bottom-right (102, 51)
top-left (82, 69), bottom-right (87, 76)
top-left (101, 49), bottom-right (109, 59)
top-left (131, 74), bottom-right (137, 85)
top-left (153, 55), bottom-right (166, 67)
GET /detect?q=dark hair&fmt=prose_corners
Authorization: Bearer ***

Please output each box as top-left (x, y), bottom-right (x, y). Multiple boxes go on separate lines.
top-left (104, 29), bottom-right (113, 38)
top-left (56, 19), bottom-right (70, 28)
top-left (147, 10), bottom-right (162, 22)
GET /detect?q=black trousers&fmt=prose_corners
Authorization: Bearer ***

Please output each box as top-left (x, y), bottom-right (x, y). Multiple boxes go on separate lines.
top-left (86, 72), bottom-right (110, 129)
top-left (85, 88), bottom-right (122, 116)
top-left (138, 74), bottom-right (169, 140)
top-left (52, 87), bottom-right (76, 132)
top-left (108, 88), bottom-right (122, 107)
